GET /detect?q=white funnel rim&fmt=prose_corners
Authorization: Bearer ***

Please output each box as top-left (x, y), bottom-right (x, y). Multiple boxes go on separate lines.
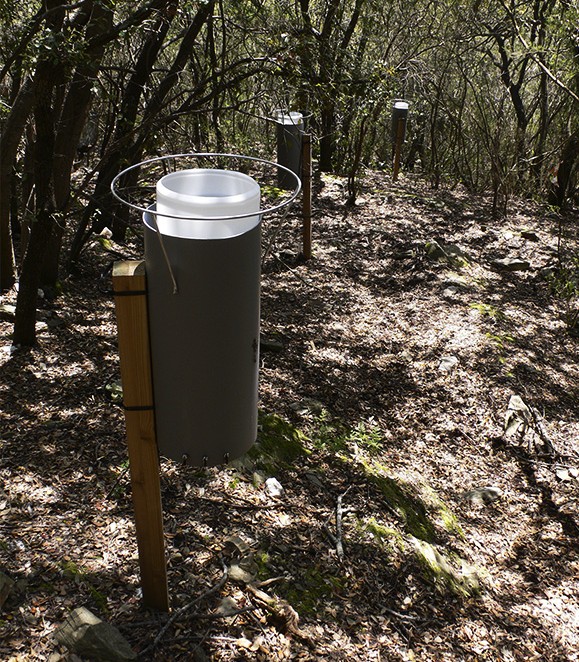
top-left (111, 153), bottom-right (301, 221)
top-left (156, 169), bottom-right (260, 217)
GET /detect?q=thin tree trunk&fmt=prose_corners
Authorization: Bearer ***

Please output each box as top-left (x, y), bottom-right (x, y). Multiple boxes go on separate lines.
top-left (0, 77), bottom-right (36, 291)
top-left (13, 0), bottom-right (64, 345)
top-left (40, 0), bottom-right (114, 287)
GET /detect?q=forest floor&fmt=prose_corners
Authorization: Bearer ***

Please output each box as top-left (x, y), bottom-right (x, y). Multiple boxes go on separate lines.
top-left (1, 170), bottom-right (578, 661)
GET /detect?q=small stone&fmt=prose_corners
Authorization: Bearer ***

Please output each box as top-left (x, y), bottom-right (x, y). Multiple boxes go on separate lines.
top-left (260, 337), bottom-right (284, 353)
top-left (521, 230), bottom-right (539, 242)
top-left (442, 286), bottom-right (461, 300)
top-left (445, 244), bottom-right (471, 265)
top-left (305, 472), bottom-right (325, 490)
top-left (438, 355), bottom-right (459, 372)
top-left (47, 315), bottom-right (65, 329)
top-left (228, 563), bottom-right (255, 584)
top-left (265, 477), bottom-right (284, 497)
top-left (223, 535), bottom-right (251, 558)
top-left (490, 258), bottom-right (531, 272)
top-left (555, 468), bottom-right (571, 482)
top-left (216, 596), bottom-right (240, 617)
top-left (425, 239), bottom-right (447, 261)
top-left (462, 486), bottom-right (502, 505)
top-left (0, 304), bottom-right (16, 321)
top-left (290, 398), bottom-right (325, 415)
top-left (252, 471), bottom-right (266, 487)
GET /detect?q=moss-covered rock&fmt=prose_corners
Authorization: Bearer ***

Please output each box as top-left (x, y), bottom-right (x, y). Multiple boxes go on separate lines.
top-left (410, 537), bottom-right (481, 597)
top-left (248, 413), bottom-right (310, 471)
top-left (419, 483), bottom-right (465, 538)
top-left (359, 459), bottom-right (438, 542)
top-left (361, 517), bottom-right (406, 555)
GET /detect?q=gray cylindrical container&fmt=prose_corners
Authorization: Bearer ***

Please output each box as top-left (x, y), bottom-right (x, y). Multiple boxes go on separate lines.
top-left (144, 169), bottom-right (261, 467)
top-left (276, 111), bottom-right (304, 189)
top-left (391, 100), bottom-right (409, 143)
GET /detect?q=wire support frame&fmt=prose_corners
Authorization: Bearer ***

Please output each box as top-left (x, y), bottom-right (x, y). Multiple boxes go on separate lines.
top-left (110, 152), bottom-right (302, 221)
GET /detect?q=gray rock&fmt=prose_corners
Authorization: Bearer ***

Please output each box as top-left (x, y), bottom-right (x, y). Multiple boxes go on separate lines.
top-left (426, 240), bottom-right (471, 266)
top-left (438, 355), bottom-right (459, 372)
top-left (265, 477), bottom-right (284, 497)
top-left (444, 244), bottom-right (472, 265)
top-left (228, 563), bottom-right (256, 584)
top-left (521, 230), bottom-right (539, 242)
top-left (490, 258), bottom-right (531, 272)
top-left (0, 571), bottom-right (14, 608)
top-left (442, 286), bottom-right (459, 299)
top-left (290, 398), bottom-right (325, 415)
top-left (223, 535), bottom-right (251, 558)
top-left (0, 304), bottom-right (16, 322)
top-left (216, 595), bottom-right (241, 618)
top-left (260, 336), bottom-right (284, 353)
top-left (252, 471), bottom-right (266, 487)
top-left (462, 486), bottom-right (502, 506)
top-left (425, 239), bottom-right (447, 261)
top-left (55, 607), bottom-right (136, 662)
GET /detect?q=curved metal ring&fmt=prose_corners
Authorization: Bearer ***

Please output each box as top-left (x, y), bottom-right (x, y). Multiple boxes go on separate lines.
top-left (110, 152), bottom-right (302, 221)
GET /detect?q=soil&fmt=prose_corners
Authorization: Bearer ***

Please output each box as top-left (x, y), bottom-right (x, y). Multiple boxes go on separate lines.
top-left (1, 170), bottom-right (578, 661)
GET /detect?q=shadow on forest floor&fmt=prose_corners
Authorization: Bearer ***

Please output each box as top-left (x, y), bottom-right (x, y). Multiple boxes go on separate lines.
top-left (1, 171), bottom-right (578, 660)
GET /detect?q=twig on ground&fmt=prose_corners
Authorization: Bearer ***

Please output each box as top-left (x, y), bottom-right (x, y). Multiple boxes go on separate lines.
top-left (335, 491), bottom-right (347, 560)
top-left (322, 486), bottom-right (354, 560)
top-left (141, 558), bottom-right (229, 655)
top-left (382, 606), bottom-right (419, 621)
top-left (191, 606), bottom-right (257, 620)
top-left (273, 253), bottom-right (316, 288)
top-left (253, 575), bottom-right (293, 588)
top-left (105, 465), bottom-right (130, 499)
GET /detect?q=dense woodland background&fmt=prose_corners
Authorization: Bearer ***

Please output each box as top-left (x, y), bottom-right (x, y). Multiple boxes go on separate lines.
top-left (0, 0), bottom-right (578, 339)
top-left (1, 1), bottom-right (579, 660)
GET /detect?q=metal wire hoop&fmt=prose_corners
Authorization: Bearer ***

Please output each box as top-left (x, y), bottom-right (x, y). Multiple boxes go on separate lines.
top-left (110, 152), bottom-right (302, 220)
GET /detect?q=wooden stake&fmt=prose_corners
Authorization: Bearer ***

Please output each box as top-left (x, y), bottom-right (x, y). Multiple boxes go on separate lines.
top-left (392, 118), bottom-right (405, 182)
top-left (112, 260), bottom-right (169, 612)
top-left (301, 133), bottom-right (312, 260)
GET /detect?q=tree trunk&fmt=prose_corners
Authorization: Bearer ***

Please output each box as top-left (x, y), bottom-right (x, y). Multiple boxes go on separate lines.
top-left (0, 77), bottom-right (36, 291)
top-left (13, 210), bottom-right (54, 345)
top-left (319, 101), bottom-right (335, 172)
top-left (13, 0), bottom-right (64, 345)
top-left (548, 130), bottom-right (579, 208)
top-left (71, 5), bottom-right (177, 249)
top-left (40, 0), bottom-right (114, 287)
top-left (69, 0), bottom-right (213, 253)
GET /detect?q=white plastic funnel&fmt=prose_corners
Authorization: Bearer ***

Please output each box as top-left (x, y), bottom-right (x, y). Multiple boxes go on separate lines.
top-left (275, 110), bottom-right (304, 127)
top-left (155, 169), bottom-right (261, 240)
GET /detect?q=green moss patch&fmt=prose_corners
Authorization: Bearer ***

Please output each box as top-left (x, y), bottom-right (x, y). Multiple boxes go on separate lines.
top-left (360, 459), bottom-right (438, 542)
top-left (362, 517), bottom-right (406, 554)
top-left (249, 413), bottom-right (310, 471)
top-left (419, 484), bottom-right (465, 538)
top-left (410, 537), bottom-right (481, 598)
top-left (282, 566), bottom-right (345, 616)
